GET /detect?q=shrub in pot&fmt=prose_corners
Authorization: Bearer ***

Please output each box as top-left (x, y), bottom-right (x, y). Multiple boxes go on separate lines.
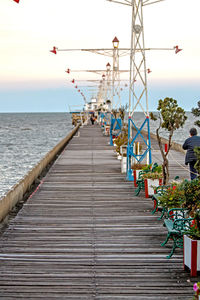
top-left (182, 178), bottom-right (200, 276)
top-left (131, 163), bottom-right (148, 187)
top-left (142, 165), bottom-right (163, 198)
top-left (184, 211), bottom-right (200, 276)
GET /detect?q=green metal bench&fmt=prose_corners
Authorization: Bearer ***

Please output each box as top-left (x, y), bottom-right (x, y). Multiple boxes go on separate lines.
top-left (135, 163), bottom-right (158, 196)
top-left (151, 185), bottom-right (169, 217)
top-left (151, 177), bottom-right (180, 219)
top-left (135, 170), bottom-right (147, 196)
top-left (161, 208), bottom-right (193, 259)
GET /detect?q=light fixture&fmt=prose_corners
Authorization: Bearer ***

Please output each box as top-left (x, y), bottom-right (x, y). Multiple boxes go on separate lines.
top-left (112, 37), bottom-right (119, 49)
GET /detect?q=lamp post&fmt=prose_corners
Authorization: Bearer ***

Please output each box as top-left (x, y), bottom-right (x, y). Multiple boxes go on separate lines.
top-left (65, 63), bottom-right (115, 107)
top-left (112, 37), bottom-right (121, 109)
top-left (106, 63), bottom-right (112, 108)
top-left (50, 37), bottom-right (131, 110)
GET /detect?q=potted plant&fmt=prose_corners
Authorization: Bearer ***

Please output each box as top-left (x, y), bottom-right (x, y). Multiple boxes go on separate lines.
top-left (193, 282), bottom-right (200, 299)
top-left (119, 104), bottom-right (128, 128)
top-left (142, 165), bottom-right (163, 198)
top-left (150, 98), bottom-right (187, 184)
top-left (114, 133), bottom-right (128, 160)
top-left (131, 163), bottom-right (148, 187)
top-left (157, 182), bottom-right (186, 211)
top-left (184, 212), bottom-right (200, 277)
top-left (183, 178), bottom-right (200, 277)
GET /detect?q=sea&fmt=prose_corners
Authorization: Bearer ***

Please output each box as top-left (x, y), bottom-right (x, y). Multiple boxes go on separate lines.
top-left (0, 112), bottom-right (199, 199)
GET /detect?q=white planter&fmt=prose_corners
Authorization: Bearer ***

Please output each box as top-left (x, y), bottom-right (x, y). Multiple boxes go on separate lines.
top-left (184, 235), bottom-right (200, 277)
top-left (117, 155), bottom-right (122, 160)
top-left (144, 178), bottom-right (162, 198)
top-left (121, 156), bottom-right (127, 173)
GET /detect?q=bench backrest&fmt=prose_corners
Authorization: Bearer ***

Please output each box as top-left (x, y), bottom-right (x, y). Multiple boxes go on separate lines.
top-left (168, 208), bottom-right (189, 220)
top-left (173, 218), bottom-right (193, 231)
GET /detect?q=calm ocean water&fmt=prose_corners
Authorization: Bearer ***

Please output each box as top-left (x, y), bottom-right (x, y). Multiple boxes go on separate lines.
top-left (0, 113), bottom-right (73, 198)
top-left (0, 112), bottom-right (199, 199)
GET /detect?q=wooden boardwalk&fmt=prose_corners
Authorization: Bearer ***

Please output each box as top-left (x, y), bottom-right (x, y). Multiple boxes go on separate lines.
top-left (0, 125), bottom-right (198, 299)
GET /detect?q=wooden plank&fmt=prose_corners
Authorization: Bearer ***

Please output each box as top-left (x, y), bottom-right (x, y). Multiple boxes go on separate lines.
top-left (0, 124), bottom-right (197, 299)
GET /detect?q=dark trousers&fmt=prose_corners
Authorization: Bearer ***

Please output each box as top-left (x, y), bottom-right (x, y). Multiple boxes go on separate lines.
top-left (189, 161), bottom-right (198, 180)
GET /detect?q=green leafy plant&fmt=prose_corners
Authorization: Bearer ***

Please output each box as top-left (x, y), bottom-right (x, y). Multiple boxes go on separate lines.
top-left (142, 172), bottom-right (163, 180)
top-left (119, 105), bottom-right (128, 126)
top-left (141, 164), bottom-right (152, 172)
top-left (192, 100), bottom-right (200, 128)
top-left (158, 182), bottom-right (186, 209)
top-left (111, 109), bottom-right (118, 119)
top-left (115, 133), bottom-right (128, 155)
top-left (142, 164), bottom-right (163, 180)
top-left (153, 165), bottom-right (162, 173)
top-left (182, 178), bottom-right (200, 215)
top-left (185, 212), bottom-right (200, 240)
top-left (150, 97), bottom-right (187, 185)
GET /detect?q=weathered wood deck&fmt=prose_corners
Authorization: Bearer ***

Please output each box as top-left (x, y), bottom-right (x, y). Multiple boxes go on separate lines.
top-left (0, 125), bottom-right (198, 299)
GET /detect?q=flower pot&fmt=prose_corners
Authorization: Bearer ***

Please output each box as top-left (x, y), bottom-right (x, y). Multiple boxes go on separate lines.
top-left (133, 169), bottom-right (141, 187)
top-left (184, 235), bottom-right (200, 277)
top-left (144, 178), bottom-right (162, 198)
top-left (121, 156), bottom-right (127, 173)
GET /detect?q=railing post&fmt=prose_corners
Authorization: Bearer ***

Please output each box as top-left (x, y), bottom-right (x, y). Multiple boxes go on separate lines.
top-left (126, 117), bottom-right (134, 181)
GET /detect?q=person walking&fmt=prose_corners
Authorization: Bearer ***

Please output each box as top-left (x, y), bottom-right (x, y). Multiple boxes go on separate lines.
top-left (182, 128), bottom-right (200, 180)
top-left (90, 115), bottom-right (94, 125)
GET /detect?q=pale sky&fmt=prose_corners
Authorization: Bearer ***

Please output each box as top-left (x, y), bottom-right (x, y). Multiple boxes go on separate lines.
top-left (0, 0), bottom-right (200, 112)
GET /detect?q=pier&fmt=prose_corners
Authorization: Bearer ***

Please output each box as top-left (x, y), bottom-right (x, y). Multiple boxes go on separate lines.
top-left (0, 124), bottom-right (197, 299)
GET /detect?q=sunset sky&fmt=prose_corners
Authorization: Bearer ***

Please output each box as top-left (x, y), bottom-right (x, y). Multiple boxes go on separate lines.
top-left (0, 0), bottom-right (200, 112)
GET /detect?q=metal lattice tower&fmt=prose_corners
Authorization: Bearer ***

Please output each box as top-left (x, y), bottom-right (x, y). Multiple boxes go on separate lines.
top-left (107, 0), bottom-right (181, 180)
top-left (129, 0), bottom-right (148, 116)
top-left (97, 76), bottom-right (106, 105)
top-left (108, 0), bottom-right (167, 117)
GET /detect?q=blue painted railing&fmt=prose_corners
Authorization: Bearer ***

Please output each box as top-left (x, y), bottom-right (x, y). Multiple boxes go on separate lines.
top-left (110, 116), bottom-right (122, 146)
top-left (126, 116), bottom-right (152, 181)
